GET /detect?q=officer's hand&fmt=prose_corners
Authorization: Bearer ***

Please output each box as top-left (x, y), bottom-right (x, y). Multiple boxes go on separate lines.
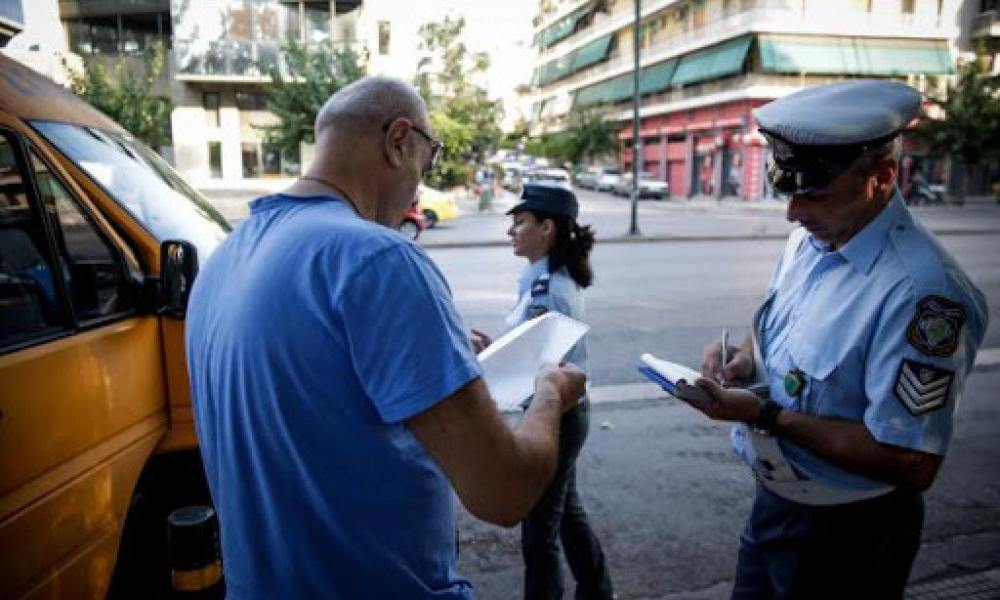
top-left (536, 363), bottom-right (585, 414)
top-left (700, 341), bottom-right (753, 385)
top-left (682, 377), bottom-right (760, 424)
top-left (469, 328), bottom-right (492, 354)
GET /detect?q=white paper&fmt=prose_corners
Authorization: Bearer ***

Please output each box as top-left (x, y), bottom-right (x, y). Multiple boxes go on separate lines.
top-left (478, 312), bottom-right (590, 411)
top-left (639, 353), bottom-right (702, 385)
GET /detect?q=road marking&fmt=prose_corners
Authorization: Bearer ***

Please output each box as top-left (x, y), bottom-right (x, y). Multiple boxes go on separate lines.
top-left (589, 347), bottom-right (1000, 406)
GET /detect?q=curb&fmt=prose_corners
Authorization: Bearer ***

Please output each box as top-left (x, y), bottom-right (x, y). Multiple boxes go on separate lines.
top-left (420, 227), bottom-right (1000, 250)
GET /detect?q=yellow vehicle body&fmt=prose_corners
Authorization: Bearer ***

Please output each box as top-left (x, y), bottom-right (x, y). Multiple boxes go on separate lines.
top-left (0, 56), bottom-right (225, 598)
top-left (418, 184), bottom-right (457, 226)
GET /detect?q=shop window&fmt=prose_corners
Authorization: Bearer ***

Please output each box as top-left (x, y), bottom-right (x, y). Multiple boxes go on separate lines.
top-left (235, 92), bottom-right (269, 111)
top-left (208, 142), bottom-right (223, 179)
top-left (262, 145), bottom-right (282, 176)
top-left (902, 0), bottom-right (916, 13)
top-left (378, 20), bottom-right (391, 55)
top-left (304, 3), bottom-right (331, 44)
top-left (241, 142), bottom-right (261, 178)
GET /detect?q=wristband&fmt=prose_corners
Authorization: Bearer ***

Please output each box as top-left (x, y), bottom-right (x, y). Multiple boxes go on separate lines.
top-left (753, 398), bottom-right (783, 435)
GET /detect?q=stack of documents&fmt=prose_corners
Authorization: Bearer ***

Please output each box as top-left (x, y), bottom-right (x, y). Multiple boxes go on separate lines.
top-left (478, 312), bottom-right (589, 412)
top-left (637, 353), bottom-right (711, 403)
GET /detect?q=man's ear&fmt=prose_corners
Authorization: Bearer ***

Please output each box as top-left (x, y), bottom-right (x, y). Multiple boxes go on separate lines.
top-left (383, 118), bottom-right (409, 169)
top-left (876, 158), bottom-right (897, 191)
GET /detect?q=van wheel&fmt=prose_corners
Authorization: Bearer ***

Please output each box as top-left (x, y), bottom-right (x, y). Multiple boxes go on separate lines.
top-left (399, 219), bottom-right (420, 240)
top-left (107, 451), bottom-right (214, 600)
top-left (422, 209), bottom-right (438, 228)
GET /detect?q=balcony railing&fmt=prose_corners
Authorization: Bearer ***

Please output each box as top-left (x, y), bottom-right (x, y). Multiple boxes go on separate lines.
top-left (175, 39), bottom-right (365, 80)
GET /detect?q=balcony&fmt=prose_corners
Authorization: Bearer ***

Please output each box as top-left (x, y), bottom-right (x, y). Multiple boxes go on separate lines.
top-left (972, 11), bottom-right (1000, 39)
top-left (175, 39), bottom-right (365, 82)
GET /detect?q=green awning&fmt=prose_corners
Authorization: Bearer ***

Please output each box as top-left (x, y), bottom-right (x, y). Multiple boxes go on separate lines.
top-left (536, 54), bottom-right (575, 86)
top-left (640, 59), bottom-right (677, 95)
top-left (537, 1), bottom-right (595, 48)
top-left (571, 34), bottom-right (613, 71)
top-left (671, 34), bottom-right (752, 87)
top-left (758, 36), bottom-right (953, 75)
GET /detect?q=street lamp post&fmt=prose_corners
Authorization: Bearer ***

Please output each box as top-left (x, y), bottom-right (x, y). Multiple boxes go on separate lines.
top-left (629, 0), bottom-right (641, 236)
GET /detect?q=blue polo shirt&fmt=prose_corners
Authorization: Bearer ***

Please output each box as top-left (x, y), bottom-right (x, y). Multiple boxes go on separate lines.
top-left (732, 192), bottom-right (988, 490)
top-left (186, 194), bottom-right (481, 599)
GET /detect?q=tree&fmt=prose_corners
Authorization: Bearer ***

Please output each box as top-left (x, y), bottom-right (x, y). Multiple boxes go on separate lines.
top-left (914, 51), bottom-right (1000, 204)
top-left (415, 16), bottom-right (503, 188)
top-left (65, 43), bottom-right (172, 148)
top-left (560, 108), bottom-right (618, 166)
top-left (260, 38), bottom-right (366, 161)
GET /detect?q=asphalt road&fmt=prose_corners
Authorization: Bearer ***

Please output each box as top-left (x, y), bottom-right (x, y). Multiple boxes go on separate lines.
top-left (428, 230), bottom-right (1000, 599)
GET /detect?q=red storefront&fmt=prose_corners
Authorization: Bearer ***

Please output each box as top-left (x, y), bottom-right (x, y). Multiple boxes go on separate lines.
top-left (619, 98), bottom-right (772, 200)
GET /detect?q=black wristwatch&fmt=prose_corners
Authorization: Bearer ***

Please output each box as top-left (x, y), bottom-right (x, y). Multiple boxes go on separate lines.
top-left (752, 398), bottom-right (783, 435)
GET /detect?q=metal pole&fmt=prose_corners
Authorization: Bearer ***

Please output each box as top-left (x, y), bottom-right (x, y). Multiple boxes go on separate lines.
top-left (629, 0), bottom-right (641, 236)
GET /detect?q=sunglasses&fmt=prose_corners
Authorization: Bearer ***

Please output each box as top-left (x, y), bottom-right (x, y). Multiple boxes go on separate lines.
top-left (382, 119), bottom-right (443, 175)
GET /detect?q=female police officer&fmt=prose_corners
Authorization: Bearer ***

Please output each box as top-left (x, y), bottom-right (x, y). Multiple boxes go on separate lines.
top-left (473, 183), bottom-right (614, 600)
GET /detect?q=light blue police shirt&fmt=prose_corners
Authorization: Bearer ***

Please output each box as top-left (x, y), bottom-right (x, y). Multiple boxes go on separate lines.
top-left (731, 192), bottom-right (988, 491)
top-left (186, 194), bottom-right (481, 599)
top-left (509, 256), bottom-right (588, 373)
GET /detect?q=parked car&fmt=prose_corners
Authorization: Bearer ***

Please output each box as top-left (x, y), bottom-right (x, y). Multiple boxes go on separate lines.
top-left (575, 168), bottom-right (600, 189)
top-left (613, 173), bottom-right (670, 199)
top-left (0, 54), bottom-right (230, 598)
top-left (399, 201), bottom-right (428, 240)
top-left (526, 167), bottom-right (572, 189)
top-left (418, 184), bottom-right (457, 228)
top-left (595, 167), bottom-right (623, 192)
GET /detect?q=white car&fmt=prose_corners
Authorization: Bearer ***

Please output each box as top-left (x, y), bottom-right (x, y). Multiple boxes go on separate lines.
top-left (526, 167), bottom-right (572, 189)
top-left (613, 173), bottom-right (670, 199)
top-left (595, 168), bottom-right (623, 192)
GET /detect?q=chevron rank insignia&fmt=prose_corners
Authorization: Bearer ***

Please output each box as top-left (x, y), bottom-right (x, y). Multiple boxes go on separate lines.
top-left (894, 359), bottom-right (953, 415)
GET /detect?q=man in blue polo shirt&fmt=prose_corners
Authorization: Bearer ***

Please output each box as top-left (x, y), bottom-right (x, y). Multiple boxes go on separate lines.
top-left (185, 77), bottom-right (585, 599)
top-left (680, 80), bottom-right (988, 598)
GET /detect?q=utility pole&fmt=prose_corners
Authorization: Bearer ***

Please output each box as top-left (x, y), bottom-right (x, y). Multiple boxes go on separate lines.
top-left (629, 0), bottom-right (641, 236)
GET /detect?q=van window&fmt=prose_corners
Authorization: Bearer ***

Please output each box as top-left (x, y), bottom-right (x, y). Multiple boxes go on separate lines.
top-left (30, 121), bottom-right (229, 262)
top-left (30, 150), bottom-right (132, 324)
top-left (0, 134), bottom-right (65, 349)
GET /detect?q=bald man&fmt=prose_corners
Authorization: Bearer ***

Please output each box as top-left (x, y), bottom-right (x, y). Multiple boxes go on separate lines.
top-left (185, 77), bottom-right (583, 598)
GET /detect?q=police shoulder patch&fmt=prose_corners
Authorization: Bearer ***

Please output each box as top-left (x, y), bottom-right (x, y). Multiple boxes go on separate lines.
top-left (530, 277), bottom-right (550, 297)
top-left (906, 295), bottom-right (965, 357)
top-left (894, 359), bottom-right (953, 416)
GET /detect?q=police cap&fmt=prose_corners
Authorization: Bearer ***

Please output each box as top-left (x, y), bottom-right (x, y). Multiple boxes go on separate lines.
top-left (507, 183), bottom-right (579, 220)
top-left (755, 80), bottom-right (921, 195)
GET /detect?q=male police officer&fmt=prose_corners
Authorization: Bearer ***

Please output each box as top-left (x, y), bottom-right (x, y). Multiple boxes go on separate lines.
top-left (680, 80), bottom-right (989, 598)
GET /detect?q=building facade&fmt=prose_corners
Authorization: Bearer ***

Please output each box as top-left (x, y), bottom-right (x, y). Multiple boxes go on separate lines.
top-left (526, 0), bottom-right (964, 200)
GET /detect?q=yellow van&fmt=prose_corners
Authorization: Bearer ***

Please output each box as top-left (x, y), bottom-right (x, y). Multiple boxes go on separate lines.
top-left (0, 55), bottom-right (228, 598)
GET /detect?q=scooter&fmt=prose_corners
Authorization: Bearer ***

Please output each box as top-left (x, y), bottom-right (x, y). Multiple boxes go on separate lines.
top-left (907, 183), bottom-right (946, 206)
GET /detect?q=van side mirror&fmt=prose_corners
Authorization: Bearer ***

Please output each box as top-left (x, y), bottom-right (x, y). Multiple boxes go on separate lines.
top-left (160, 240), bottom-right (199, 318)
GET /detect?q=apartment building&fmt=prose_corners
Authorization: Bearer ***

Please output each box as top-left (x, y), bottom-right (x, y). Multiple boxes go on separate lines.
top-left (55, 0), bottom-right (447, 184)
top-left (527, 0), bottom-right (964, 200)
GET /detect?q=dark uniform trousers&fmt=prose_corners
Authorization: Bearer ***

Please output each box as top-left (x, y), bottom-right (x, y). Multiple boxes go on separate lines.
top-left (521, 400), bottom-right (614, 600)
top-left (732, 483), bottom-right (924, 600)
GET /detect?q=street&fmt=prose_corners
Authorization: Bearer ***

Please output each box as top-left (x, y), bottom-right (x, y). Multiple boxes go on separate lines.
top-left (420, 189), bottom-right (1000, 599)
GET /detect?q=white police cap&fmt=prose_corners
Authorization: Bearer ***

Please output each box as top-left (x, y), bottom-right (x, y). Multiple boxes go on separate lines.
top-left (755, 80), bottom-right (921, 194)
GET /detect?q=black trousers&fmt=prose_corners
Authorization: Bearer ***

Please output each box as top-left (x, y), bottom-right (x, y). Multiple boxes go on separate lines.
top-left (732, 483), bottom-right (924, 600)
top-left (521, 401), bottom-right (614, 600)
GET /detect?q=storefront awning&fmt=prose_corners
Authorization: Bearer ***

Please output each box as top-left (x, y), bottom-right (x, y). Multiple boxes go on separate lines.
top-left (573, 57), bottom-right (677, 108)
top-left (571, 34), bottom-right (614, 72)
top-left (758, 36), bottom-right (953, 75)
top-left (640, 58), bottom-right (678, 95)
top-left (670, 34), bottom-right (752, 87)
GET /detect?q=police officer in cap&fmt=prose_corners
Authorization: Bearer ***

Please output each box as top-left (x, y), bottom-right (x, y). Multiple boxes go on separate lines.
top-left (471, 183), bottom-right (614, 600)
top-left (677, 80), bottom-right (988, 598)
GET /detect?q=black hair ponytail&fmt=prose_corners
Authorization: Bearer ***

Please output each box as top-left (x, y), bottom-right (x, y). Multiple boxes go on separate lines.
top-left (533, 211), bottom-right (595, 288)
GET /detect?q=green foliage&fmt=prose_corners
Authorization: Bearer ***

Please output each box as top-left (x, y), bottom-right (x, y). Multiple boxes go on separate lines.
top-left (915, 52), bottom-right (1000, 200)
top-left (525, 108), bottom-right (618, 167)
top-left (415, 16), bottom-right (503, 188)
top-left (260, 38), bottom-right (366, 160)
top-left (65, 43), bottom-right (172, 148)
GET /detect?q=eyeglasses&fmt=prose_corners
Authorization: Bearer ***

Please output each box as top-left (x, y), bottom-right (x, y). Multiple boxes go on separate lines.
top-left (382, 119), bottom-right (444, 175)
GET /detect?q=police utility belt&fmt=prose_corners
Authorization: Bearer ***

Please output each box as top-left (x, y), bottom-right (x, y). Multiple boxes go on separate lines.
top-left (744, 232), bottom-right (895, 507)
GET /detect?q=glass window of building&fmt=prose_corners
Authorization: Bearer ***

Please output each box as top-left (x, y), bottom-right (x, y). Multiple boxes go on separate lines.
top-left (378, 20), bottom-right (391, 55)
top-left (208, 142), bottom-right (223, 179)
top-left (304, 2), bottom-right (331, 44)
top-left (241, 142), bottom-right (261, 178)
top-left (902, 0), bottom-right (916, 13)
top-left (204, 92), bottom-right (221, 128)
top-left (235, 92), bottom-right (269, 111)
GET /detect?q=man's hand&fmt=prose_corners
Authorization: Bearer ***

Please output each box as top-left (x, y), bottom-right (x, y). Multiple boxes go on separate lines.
top-left (678, 377), bottom-right (761, 424)
top-left (700, 337), bottom-right (753, 385)
top-left (469, 328), bottom-right (492, 354)
top-left (536, 363), bottom-right (586, 414)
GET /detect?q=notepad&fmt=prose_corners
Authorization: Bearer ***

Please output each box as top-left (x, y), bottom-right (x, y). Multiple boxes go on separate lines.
top-left (478, 312), bottom-right (590, 412)
top-left (636, 353), bottom-right (712, 403)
